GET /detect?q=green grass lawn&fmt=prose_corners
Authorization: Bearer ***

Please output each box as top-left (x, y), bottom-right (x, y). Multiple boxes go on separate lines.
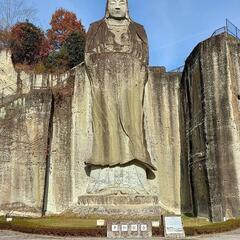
top-left (1, 214), bottom-right (240, 236)
top-left (0, 216), bottom-right (97, 229)
top-left (0, 215), bottom-right (106, 237)
top-left (182, 215), bottom-right (240, 236)
top-left (183, 215), bottom-right (210, 227)
top-left (0, 216), bottom-right (4, 224)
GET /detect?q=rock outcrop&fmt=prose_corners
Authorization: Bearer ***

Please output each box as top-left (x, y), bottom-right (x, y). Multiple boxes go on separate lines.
top-left (145, 67), bottom-right (181, 213)
top-left (1, 32), bottom-right (239, 222)
top-left (181, 33), bottom-right (240, 222)
top-left (0, 90), bottom-right (52, 216)
top-left (0, 50), bottom-right (182, 216)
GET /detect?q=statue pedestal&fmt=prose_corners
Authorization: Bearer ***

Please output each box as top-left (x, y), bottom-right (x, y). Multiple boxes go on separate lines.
top-left (69, 195), bottom-right (165, 219)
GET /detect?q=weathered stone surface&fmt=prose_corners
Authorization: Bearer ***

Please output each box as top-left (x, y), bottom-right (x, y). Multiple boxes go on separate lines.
top-left (69, 64), bottom-right (93, 202)
top-left (145, 67), bottom-right (182, 214)
top-left (85, 1), bottom-right (154, 172)
top-left (0, 50), bottom-right (182, 216)
top-left (78, 195), bottom-right (159, 205)
top-left (0, 89), bottom-right (52, 216)
top-left (181, 33), bottom-right (240, 221)
top-left (70, 205), bottom-right (163, 219)
top-left (73, 195), bottom-right (163, 219)
top-left (46, 78), bottom-right (74, 214)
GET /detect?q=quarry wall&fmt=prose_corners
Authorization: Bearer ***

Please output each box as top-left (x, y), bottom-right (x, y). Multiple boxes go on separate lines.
top-left (0, 50), bottom-right (182, 215)
top-left (181, 33), bottom-right (240, 222)
top-left (145, 67), bottom-right (181, 213)
top-left (1, 32), bottom-right (239, 221)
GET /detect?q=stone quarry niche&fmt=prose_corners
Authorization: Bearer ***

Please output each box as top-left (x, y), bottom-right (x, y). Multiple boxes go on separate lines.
top-left (1, 3), bottom-right (240, 223)
top-left (0, 0), bottom-right (183, 218)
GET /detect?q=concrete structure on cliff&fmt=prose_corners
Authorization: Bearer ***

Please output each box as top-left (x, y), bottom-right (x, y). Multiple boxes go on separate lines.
top-left (0, 1), bottom-right (239, 222)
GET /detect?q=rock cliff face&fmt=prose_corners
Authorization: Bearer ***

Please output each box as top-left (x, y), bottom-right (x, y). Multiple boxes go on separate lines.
top-left (0, 90), bottom-right (52, 216)
top-left (181, 33), bottom-right (240, 222)
top-left (1, 32), bottom-right (240, 221)
top-left (145, 67), bottom-right (181, 213)
top-left (0, 50), bottom-right (182, 216)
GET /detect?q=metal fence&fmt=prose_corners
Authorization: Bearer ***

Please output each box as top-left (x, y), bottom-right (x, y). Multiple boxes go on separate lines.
top-left (212, 19), bottom-right (240, 40)
top-left (170, 19), bottom-right (240, 73)
top-left (169, 65), bottom-right (185, 73)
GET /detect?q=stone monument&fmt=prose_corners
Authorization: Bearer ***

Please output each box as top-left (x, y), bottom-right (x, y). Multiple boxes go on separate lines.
top-left (77, 0), bottom-right (161, 217)
top-left (85, 0), bottom-right (156, 195)
top-left (0, 0), bottom-right (183, 219)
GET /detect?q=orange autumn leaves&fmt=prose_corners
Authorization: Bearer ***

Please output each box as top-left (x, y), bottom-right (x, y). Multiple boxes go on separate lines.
top-left (7, 8), bottom-right (86, 73)
top-left (47, 8), bottom-right (85, 50)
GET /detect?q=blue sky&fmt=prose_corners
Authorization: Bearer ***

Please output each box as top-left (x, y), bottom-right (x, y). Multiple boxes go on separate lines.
top-left (31, 0), bottom-right (240, 70)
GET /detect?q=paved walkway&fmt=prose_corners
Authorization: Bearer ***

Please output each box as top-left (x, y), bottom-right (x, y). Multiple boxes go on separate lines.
top-left (0, 231), bottom-right (162, 240)
top-left (1, 229), bottom-right (240, 239)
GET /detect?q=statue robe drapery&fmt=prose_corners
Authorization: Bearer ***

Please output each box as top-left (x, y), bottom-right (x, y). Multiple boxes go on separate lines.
top-left (85, 18), bottom-right (156, 171)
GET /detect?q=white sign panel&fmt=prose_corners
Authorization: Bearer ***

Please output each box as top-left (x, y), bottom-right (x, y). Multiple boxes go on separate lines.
top-left (140, 224), bottom-right (148, 232)
top-left (6, 217), bottom-right (13, 222)
top-left (122, 224), bottom-right (128, 232)
top-left (97, 219), bottom-right (105, 226)
top-left (131, 224), bottom-right (138, 232)
top-left (152, 221), bottom-right (160, 227)
top-left (121, 224), bottom-right (128, 232)
top-left (164, 216), bottom-right (185, 238)
top-left (112, 224), bottom-right (119, 232)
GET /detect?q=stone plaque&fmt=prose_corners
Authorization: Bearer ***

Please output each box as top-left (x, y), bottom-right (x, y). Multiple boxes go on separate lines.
top-left (111, 224), bottom-right (119, 232)
top-left (97, 219), bottom-right (105, 226)
top-left (107, 221), bottom-right (152, 238)
top-left (164, 216), bottom-right (185, 238)
top-left (140, 224), bottom-right (148, 232)
top-left (152, 221), bottom-right (160, 227)
top-left (131, 224), bottom-right (138, 232)
top-left (121, 224), bottom-right (128, 232)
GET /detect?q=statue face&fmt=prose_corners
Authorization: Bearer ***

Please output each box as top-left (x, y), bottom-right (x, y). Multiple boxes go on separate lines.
top-left (108, 0), bottom-right (127, 19)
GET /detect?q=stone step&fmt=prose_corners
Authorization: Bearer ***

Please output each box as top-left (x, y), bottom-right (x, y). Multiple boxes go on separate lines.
top-left (78, 195), bottom-right (159, 206)
top-left (69, 205), bottom-right (163, 219)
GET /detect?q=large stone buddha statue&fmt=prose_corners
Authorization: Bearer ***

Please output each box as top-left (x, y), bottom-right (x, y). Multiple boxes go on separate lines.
top-left (85, 0), bottom-right (156, 195)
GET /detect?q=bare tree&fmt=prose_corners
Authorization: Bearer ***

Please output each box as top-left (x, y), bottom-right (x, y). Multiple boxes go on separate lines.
top-left (0, 0), bottom-right (37, 30)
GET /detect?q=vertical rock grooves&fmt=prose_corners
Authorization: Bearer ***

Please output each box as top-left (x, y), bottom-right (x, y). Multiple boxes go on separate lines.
top-left (199, 54), bottom-right (212, 221)
top-left (42, 92), bottom-right (54, 216)
top-left (181, 33), bottom-right (240, 221)
top-left (185, 66), bottom-right (197, 216)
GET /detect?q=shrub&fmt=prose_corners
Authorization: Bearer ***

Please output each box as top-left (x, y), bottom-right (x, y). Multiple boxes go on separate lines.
top-left (63, 31), bottom-right (85, 69)
top-left (0, 30), bottom-right (11, 48)
top-left (44, 47), bottom-right (69, 73)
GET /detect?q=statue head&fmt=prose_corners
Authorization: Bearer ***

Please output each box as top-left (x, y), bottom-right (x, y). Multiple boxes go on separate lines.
top-left (106, 0), bottom-right (129, 20)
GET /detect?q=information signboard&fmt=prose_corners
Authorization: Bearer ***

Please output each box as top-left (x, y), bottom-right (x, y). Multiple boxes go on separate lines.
top-left (164, 216), bottom-right (185, 238)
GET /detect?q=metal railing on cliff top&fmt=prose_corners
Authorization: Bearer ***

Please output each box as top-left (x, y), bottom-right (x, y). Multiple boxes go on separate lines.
top-left (170, 19), bottom-right (240, 72)
top-left (212, 19), bottom-right (240, 40)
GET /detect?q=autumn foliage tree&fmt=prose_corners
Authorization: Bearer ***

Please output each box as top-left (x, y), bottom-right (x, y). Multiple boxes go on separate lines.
top-left (10, 22), bottom-right (47, 64)
top-left (47, 8), bottom-right (85, 50)
top-left (5, 8), bottom-right (86, 72)
top-left (0, 0), bottom-right (37, 48)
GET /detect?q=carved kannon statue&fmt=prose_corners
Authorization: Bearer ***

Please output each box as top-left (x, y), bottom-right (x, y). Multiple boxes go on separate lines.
top-left (85, 0), bottom-right (156, 195)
